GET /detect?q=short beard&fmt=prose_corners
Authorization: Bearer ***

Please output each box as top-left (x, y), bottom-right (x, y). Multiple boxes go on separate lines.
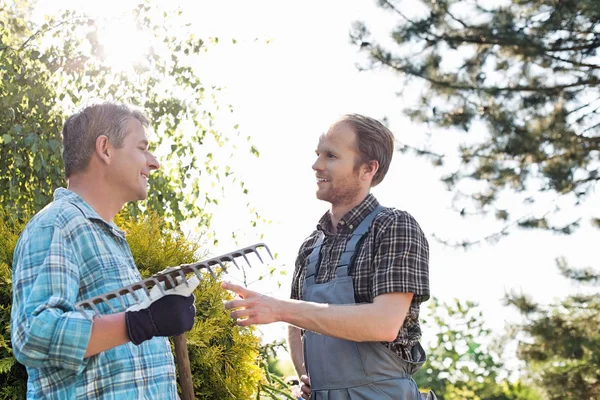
top-left (317, 172), bottom-right (362, 206)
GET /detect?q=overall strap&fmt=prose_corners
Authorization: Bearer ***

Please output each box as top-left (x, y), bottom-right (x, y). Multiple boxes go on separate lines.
top-left (335, 205), bottom-right (385, 278)
top-left (304, 232), bottom-right (324, 287)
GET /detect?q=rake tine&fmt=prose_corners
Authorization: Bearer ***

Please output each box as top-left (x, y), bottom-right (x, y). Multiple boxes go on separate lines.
top-left (141, 283), bottom-right (151, 299)
top-left (165, 274), bottom-right (177, 289)
top-left (253, 249), bottom-right (264, 264)
top-left (90, 303), bottom-right (101, 316)
top-left (128, 287), bottom-right (140, 303)
top-left (206, 266), bottom-right (216, 279)
top-left (191, 266), bottom-right (204, 281)
top-left (242, 253), bottom-right (252, 269)
top-left (116, 294), bottom-right (127, 309)
top-left (231, 258), bottom-right (241, 270)
top-left (177, 270), bottom-right (189, 286)
top-left (149, 278), bottom-right (165, 297)
top-left (105, 300), bottom-right (116, 313)
top-left (258, 243), bottom-right (273, 259)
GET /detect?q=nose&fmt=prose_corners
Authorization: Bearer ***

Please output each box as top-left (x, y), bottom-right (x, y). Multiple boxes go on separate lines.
top-left (312, 156), bottom-right (322, 172)
top-left (148, 152), bottom-right (160, 171)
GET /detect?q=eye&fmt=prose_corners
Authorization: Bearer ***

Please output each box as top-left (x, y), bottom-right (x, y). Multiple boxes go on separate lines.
top-left (326, 152), bottom-right (336, 159)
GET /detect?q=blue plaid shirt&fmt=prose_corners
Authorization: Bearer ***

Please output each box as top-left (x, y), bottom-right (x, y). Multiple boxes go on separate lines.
top-left (11, 189), bottom-right (178, 399)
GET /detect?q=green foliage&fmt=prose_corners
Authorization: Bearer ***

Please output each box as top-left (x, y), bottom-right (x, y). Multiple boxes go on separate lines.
top-left (256, 340), bottom-right (296, 400)
top-left (1, 0), bottom-right (275, 398)
top-left (0, 1), bottom-right (66, 219)
top-left (115, 211), bottom-right (201, 276)
top-left (352, 0), bottom-right (600, 234)
top-left (415, 298), bottom-right (542, 400)
top-left (0, 209), bottom-right (277, 399)
top-left (1, 0), bottom-right (259, 224)
top-left (506, 261), bottom-right (600, 400)
top-left (0, 213), bottom-right (27, 400)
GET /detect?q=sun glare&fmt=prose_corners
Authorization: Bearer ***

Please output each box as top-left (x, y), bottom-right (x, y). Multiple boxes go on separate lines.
top-left (97, 17), bottom-right (151, 73)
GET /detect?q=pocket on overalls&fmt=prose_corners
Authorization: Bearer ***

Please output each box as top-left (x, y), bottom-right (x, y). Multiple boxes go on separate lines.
top-left (304, 331), bottom-right (367, 389)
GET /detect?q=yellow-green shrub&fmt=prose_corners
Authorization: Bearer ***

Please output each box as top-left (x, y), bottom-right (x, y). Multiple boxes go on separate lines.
top-left (0, 210), bottom-right (266, 399)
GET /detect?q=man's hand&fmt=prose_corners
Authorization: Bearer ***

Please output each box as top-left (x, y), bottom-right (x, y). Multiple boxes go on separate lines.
top-left (223, 283), bottom-right (413, 343)
top-left (125, 294), bottom-right (196, 345)
top-left (299, 375), bottom-right (311, 399)
top-left (222, 282), bottom-right (282, 326)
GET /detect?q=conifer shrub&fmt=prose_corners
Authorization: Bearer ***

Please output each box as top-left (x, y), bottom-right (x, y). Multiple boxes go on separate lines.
top-left (0, 210), bottom-right (266, 399)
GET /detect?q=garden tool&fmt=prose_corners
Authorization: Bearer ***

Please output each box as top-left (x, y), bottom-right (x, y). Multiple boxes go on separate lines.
top-left (74, 242), bottom-right (273, 400)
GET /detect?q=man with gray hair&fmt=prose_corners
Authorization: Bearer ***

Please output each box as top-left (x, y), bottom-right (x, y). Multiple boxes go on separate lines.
top-left (11, 103), bottom-right (196, 399)
top-left (223, 114), bottom-right (435, 399)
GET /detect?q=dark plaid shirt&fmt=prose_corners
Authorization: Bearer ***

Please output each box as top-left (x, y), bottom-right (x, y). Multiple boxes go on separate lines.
top-left (291, 194), bottom-right (430, 361)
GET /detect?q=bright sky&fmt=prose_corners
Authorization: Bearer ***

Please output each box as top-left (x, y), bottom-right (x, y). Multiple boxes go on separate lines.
top-left (38, 0), bottom-right (598, 370)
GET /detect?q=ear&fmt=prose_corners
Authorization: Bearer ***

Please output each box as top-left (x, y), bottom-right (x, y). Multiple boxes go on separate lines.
top-left (95, 135), bottom-right (112, 165)
top-left (361, 160), bottom-right (379, 182)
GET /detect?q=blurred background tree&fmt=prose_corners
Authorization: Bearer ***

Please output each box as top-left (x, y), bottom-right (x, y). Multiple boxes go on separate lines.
top-left (415, 298), bottom-right (542, 400)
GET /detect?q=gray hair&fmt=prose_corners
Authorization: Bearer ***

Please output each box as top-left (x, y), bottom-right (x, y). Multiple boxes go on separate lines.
top-left (61, 102), bottom-right (149, 178)
top-left (338, 114), bottom-right (395, 187)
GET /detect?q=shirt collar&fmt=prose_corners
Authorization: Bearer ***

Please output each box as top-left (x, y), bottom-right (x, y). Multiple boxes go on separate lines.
top-left (54, 188), bottom-right (126, 237)
top-left (316, 193), bottom-right (380, 234)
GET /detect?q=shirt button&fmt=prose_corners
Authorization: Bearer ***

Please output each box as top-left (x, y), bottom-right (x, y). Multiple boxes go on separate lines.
top-left (339, 221), bottom-right (345, 225)
top-left (349, 225), bottom-right (354, 229)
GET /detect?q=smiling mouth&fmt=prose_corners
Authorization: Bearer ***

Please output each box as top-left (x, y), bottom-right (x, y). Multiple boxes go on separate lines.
top-left (141, 173), bottom-right (148, 181)
top-left (316, 178), bottom-right (330, 183)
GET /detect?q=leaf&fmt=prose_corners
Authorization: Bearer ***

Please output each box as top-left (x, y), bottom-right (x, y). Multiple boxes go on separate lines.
top-left (0, 356), bottom-right (15, 374)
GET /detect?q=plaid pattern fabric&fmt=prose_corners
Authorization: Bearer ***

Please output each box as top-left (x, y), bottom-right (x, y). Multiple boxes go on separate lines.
top-left (291, 194), bottom-right (430, 361)
top-left (11, 188), bottom-right (177, 399)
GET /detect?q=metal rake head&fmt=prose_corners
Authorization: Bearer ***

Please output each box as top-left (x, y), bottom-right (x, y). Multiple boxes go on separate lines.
top-left (74, 243), bottom-right (272, 317)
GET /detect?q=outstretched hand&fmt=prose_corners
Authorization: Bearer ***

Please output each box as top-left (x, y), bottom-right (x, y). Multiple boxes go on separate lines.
top-left (222, 282), bottom-right (283, 326)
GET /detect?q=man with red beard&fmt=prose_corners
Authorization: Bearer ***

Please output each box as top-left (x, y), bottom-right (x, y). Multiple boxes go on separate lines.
top-left (224, 114), bottom-right (433, 399)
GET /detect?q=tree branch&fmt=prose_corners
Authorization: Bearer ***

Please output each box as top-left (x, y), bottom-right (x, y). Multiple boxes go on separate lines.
top-left (18, 16), bottom-right (89, 52)
top-left (543, 53), bottom-right (600, 69)
top-left (373, 50), bottom-right (599, 93)
top-left (379, 0), bottom-right (416, 24)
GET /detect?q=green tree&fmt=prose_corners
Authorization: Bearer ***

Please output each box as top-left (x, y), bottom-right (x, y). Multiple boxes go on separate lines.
top-left (352, 0), bottom-right (599, 398)
top-left (505, 259), bottom-right (600, 400)
top-left (351, 0), bottom-right (599, 234)
top-left (415, 298), bottom-right (542, 400)
top-left (0, 0), bottom-right (278, 398)
top-left (1, 0), bottom-right (257, 224)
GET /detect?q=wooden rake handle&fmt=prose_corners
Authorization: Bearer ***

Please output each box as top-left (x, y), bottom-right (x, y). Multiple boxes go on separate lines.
top-left (174, 334), bottom-right (194, 400)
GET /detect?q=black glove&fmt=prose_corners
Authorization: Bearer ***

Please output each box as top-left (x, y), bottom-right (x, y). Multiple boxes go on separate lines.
top-left (125, 294), bottom-right (196, 345)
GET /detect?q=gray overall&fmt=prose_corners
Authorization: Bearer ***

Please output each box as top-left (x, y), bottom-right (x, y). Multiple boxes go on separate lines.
top-left (302, 206), bottom-right (430, 400)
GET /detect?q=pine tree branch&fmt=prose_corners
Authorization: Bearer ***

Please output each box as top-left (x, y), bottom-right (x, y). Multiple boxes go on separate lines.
top-left (417, 27), bottom-right (600, 56)
top-left (397, 142), bottom-right (445, 160)
top-left (566, 97), bottom-right (600, 116)
top-left (379, 0), bottom-right (416, 24)
top-left (543, 53), bottom-right (600, 69)
top-left (573, 175), bottom-right (600, 186)
top-left (445, 9), bottom-right (469, 29)
top-left (581, 121), bottom-right (600, 135)
top-left (374, 52), bottom-right (599, 93)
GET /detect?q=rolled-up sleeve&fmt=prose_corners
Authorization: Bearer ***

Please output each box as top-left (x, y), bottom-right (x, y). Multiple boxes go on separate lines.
top-left (11, 225), bottom-right (93, 373)
top-left (372, 211), bottom-right (430, 303)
